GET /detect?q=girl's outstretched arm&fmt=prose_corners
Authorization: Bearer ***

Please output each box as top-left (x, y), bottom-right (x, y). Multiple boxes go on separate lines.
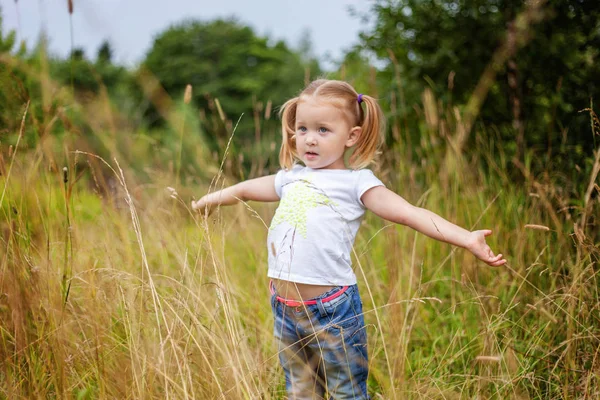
top-left (362, 186), bottom-right (506, 267)
top-left (192, 175), bottom-right (279, 214)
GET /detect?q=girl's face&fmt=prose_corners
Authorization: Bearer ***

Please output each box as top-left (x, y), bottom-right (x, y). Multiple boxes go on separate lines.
top-left (294, 98), bottom-right (360, 170)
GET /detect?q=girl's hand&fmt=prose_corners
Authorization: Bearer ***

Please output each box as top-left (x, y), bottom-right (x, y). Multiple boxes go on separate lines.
top-left (466, 230), bottom-right (506, 267)
top-left (191, 196), bottom-right (213, 216)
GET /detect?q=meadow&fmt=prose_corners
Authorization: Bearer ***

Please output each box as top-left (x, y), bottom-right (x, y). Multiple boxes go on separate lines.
top-left (1, 64), bottom-right (599, 399)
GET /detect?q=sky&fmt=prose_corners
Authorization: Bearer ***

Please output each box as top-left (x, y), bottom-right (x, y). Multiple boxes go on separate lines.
top-left (0, 0), bottom-right (372, 69)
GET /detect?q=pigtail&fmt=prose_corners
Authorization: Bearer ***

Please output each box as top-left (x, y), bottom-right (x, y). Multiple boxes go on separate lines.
top-left (278, 97), bottom-right (299, 169)
top-left (349, 95), bottom-right (385, 169)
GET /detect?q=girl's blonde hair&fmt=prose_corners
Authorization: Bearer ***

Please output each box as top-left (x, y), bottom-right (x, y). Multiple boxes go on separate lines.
top-left (278, 79), bottom-right (385, 170)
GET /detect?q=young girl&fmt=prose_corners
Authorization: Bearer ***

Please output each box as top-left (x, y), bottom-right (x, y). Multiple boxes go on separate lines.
top-left (192, 79), bottom-right (506, 399)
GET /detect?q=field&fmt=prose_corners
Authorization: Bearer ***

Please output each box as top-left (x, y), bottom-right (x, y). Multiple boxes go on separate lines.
top-left (1, 84), bottom-right (599, 399)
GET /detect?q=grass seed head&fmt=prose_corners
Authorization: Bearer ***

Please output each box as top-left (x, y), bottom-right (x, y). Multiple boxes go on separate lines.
top-left (524, 224), bottom-right (550, 231)
top-left (184, 84), bottom-right (192, 105)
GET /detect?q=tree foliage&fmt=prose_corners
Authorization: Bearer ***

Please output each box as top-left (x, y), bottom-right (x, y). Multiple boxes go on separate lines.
top-left (0, 13), bottom-right (36, 138)
top-left (141, 18), bottom-right (319, 145)
top-left (359, 0), bottom-right (600, 162)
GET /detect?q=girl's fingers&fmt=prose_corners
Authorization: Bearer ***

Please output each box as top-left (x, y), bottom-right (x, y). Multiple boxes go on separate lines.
top-left (491, 259), bottom-right (507, 267)
top-left (488, 255), bottom-right (506, 267)
top-left (482, 252), bottom-right (504, 266)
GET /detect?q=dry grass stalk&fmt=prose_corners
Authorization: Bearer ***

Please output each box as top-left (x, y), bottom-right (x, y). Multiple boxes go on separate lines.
top-left (524, 224), bottom-right (550, 231)
top-left (0, 101), bottom-right (29, 209)
top-left (422, 88), bottom-right (438, 131)
top-left (539, 307), bottom-right (558, 323)
top-left (475, 355), bottom-right (502, 363)
top-left (214, 98), bottom-right (226, 122)
top-left (136, 68), bottom-right (174, 122)
top-left (183, 84), bottom-right (192, 104)
top-left (264, 99), bottom-right (272, 120)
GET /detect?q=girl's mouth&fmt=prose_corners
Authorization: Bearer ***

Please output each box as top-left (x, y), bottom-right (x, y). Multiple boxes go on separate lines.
top-left (305, 152), bottom-right (318, 160)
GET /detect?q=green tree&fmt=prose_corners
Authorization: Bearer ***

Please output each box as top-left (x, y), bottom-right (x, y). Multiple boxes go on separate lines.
top-left (96, 40), bottom-right (113, 64)
top-left (46, 42), bottom-right (130, 106)
top-left (359, 0), bottom-right (600, 165)
top-left (0, 13), bottom-right (15, 53)
top-left (51, 47), bottom-right (100, 94)
top-left (141, 18), bottom-right (320, 144)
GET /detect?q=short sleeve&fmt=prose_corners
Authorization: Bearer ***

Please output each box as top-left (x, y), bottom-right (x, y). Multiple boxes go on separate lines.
top-left (273, 169), bottom-right (287, 199)
top-left (356, 169), bottom-right (385, 207)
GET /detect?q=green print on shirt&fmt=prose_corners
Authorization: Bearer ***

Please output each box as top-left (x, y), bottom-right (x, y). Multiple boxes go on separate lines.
top-left (270, 178), bottom-right (336, 238)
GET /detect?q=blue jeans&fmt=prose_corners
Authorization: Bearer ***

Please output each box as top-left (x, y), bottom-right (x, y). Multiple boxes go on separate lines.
top-left (271, 284), bottom-right (370, 399)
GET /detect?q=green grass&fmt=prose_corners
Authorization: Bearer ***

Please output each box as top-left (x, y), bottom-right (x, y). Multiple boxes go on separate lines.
top-left (1, 66), bottom-right (599, 399)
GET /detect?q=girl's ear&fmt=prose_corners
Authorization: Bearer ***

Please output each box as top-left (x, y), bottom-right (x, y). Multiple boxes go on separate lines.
top-left (346, 126), bottom-right (362, 147)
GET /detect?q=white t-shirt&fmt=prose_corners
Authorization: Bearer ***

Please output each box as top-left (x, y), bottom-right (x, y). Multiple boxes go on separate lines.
top-left (267, 165), bottom-right (385, 286)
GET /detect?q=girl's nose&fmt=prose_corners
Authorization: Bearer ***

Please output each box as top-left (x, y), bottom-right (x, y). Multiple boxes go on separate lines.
top-left (306, 133), bottom-right (317, 145)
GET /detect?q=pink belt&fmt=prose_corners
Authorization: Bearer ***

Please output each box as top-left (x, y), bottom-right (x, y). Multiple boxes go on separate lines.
top-left (269, 280), bottom-right (349, 307)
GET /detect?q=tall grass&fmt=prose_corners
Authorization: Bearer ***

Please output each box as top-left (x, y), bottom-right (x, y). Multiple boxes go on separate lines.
top-left (1, 43), bottom-right (599, 400)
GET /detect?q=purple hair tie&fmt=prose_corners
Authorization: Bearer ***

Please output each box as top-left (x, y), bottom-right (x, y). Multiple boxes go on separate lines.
top-left (357, 94), bottom-right (363, 104)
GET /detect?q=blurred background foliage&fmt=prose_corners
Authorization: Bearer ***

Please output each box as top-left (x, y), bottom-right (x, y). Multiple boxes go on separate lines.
top-left (358, 0), bottom-right (600, 171)
top-left (1, 1), bottom-right (598, 184)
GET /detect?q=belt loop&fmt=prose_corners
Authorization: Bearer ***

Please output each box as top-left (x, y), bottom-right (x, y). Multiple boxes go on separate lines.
top-left (344, 285), bottom-right (352, 299)
top-left (317, 298), bottom-right (327, 318)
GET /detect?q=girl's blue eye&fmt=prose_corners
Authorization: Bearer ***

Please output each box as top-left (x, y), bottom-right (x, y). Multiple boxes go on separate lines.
top-left (298, 126), bottom-right (307, 133)
top-left (318, 127), bottom-right (328, 133)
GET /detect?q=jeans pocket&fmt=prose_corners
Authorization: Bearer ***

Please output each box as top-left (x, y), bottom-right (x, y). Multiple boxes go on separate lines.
top-left (323, 294), bottom-right (359, 331)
